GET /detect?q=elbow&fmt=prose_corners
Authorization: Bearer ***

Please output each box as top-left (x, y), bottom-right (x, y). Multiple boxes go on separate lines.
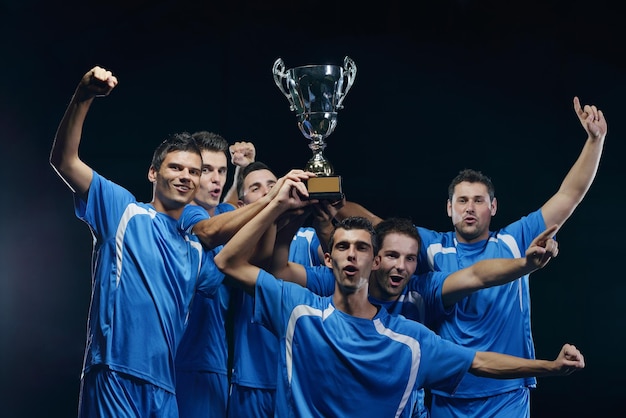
top-left (193, 221), bottom-right (219, 249)
top-left (49, 148), bottom-right (62, 171)
top-left (214, 253), bottom-right (230, 274)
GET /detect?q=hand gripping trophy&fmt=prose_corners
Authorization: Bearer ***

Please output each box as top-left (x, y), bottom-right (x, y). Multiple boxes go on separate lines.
top-left (273, 56), bottom-right (357, 201)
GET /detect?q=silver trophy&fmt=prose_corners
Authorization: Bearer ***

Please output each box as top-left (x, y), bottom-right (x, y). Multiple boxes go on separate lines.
top-left (273, 56), bottom-right (357, 200)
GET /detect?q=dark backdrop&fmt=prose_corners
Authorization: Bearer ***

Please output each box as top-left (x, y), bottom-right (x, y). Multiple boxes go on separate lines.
top-left (2, 1), bottom-right (624, 417)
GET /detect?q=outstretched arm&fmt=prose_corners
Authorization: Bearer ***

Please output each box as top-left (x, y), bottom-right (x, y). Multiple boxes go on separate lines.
top-left (49, 66), bottom-right (118, 196)
top-left (441, 225), bottom-right (559, 307)
top-left (541, 97), bottom-right (607, 229)
top-left (214, 173), bottom-right (312, 294)
top-left (471, 343), bottom-right (584, 378)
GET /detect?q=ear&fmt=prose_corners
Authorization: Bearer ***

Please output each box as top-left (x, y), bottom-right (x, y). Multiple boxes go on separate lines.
top-left (446, 199), bottom-right (452, 218)
top-left (371, 254), bottom-right (381, 271)
top-left (237, 199), bottom-right (245, 208)
top-left (324, 252), bottom-right (332, 268)
top-left (490, 197), bottom-right (498, 216)
top-left (148, 166), bottom-right (157, 183)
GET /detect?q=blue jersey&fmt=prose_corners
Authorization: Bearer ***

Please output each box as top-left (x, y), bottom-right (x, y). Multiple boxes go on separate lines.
top-left (417, 209), bottom-right (546, 399)
top-left (74, 171), bottom-right (222, 394)
top-left (305, 266), bottom-right (450, 418)
top-left (288, 227), bottom-right (322, 266)
top-left (176, 202), bottom-right (235, 375)
top-left (230, 227), bottom-right (322, 388)
top-left (254, 271), bottom-right (476, 418)
top-left (305, 266), bottom-right (447, 325)
top-left (175, 202), bottom-right (235, 417)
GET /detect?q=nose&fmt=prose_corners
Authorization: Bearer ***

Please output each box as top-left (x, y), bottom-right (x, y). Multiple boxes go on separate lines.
top-left (346, 244), bottom-right (357, 260)
top-left (180, 168), bottom-right (193, 180)
top-left (208, 169), bottom-right (221, 183)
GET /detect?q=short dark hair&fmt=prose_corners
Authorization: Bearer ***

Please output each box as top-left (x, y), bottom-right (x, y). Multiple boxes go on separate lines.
top-left (191, 131), bottom-right (228, 156)
top-left (448, 169), bottom-right (495, 201)
top-left (237, 161), bottom-right (274, 200)
top-left (328, 216), bottom-right (378, 255)
top-left (374, 217), bottom-right (421, 254)
top-left (151, 132), bottom-right (201, 171)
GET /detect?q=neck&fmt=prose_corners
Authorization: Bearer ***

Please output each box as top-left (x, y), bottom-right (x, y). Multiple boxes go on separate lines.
top-left (333, 286), bottom-right (378, 319)
top-left (151, 199), bottom-right (185, 219)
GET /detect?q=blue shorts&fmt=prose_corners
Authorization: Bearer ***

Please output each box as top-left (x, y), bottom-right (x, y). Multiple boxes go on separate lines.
top-left (430, 387), bottom-right (530, 418)
top-left (227, 384), bottom-right (275, 418)
top-left (79, 367), bottom-right (178, 418)
top-left (175, 370), bottom-right (229, 417)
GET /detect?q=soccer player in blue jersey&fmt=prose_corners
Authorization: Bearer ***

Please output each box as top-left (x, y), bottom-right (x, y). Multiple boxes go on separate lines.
top-left (50, 67), bottom-right (227, 417)
top-left (226, 161), bottom-right (328, 418)
top-left (50, 67), bottom-right (291, 418)
top-left (174, 131), bottom-right (237, 417)
top-left (212, 175), bottom-right (584, 418)
top-left (271, 215), bottom-right (559, 417)
top-left (334, 96), bottom-right (607, 417)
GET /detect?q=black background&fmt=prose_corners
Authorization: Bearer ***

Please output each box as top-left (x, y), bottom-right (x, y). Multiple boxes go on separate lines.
top-left (1, 1), bottom-right (624, 417)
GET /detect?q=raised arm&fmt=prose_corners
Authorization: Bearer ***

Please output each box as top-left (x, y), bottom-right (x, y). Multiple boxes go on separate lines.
top-left (335, 199), bottom-right (384, 226)
top-left (471, 343), bottom-right (584, 379)
top-left (268, 208), bottom-right (312, 287)
top-left (214, 173), bottom-right (312, 294)
top-left (49, 66), bottom-right (118, 196)
top-left (441, 225), bottom-right (559, 307)
top-left (541, 97), bottom-right (607, 228)
top-left (192, 169), bottom-right (315, 250)
top-left (311, 199), bottom-right (344, 254)
top-left (222, 141), bottom-right (256, 206)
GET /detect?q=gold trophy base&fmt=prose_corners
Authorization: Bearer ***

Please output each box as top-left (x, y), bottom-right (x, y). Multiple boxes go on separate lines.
top-left (306, 176), bottom-right (344, 202)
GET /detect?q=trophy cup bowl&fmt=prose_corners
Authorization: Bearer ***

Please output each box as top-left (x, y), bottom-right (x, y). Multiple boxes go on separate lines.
top-left (273, 56), bottom-right (357, 201)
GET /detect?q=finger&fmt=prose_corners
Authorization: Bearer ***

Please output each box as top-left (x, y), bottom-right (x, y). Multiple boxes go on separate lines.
top-left (533, 224), bottom-right (558, 245)
top-left (573, 96), bottom-right (582, 115)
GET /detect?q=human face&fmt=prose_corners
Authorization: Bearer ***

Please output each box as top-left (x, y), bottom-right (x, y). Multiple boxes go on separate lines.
top-left (194, 150), bottom-right (228, 213)
top-left (447, 181), bottom-right (497, 243)
top-left (239, 169), bottom-right (278, 206)
top-left (148, 150), bottom-right (202, 216)
top-left (325, 228), bottom-right (378, 295)
top-left (369, 232), bottom-right (418, 301)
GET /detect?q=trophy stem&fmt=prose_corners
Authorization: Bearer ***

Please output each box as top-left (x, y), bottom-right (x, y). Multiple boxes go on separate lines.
top-left (306, 138), bottom-right (334, 176)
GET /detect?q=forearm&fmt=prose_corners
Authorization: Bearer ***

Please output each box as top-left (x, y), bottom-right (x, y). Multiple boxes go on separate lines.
top-left (193, 194), bottom-right (271, 249)
top-left (335, 201), bottom-right (383, 226)
top-left (252, 223), bottom-right (278, 269)
top-left (471, 352), bottom-right (557, 379)
top-left (542, 135), bottom-right (605, 227)
top-left (442, 258), bottom-right (533, 307)
top-left (214, 199), bottom-right (285, 289)
top-left (222, 165), bottom-right (243, 206)
top-left (50, 96), bottom-right (94, 194)
top-left (270, 218), bottom-right (308, 286)
top-left (558, 136), bottom-right (604, 202)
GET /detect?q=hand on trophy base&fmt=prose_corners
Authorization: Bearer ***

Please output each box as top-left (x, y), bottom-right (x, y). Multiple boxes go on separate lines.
top-left (306, 176), bottom-right (344, 202)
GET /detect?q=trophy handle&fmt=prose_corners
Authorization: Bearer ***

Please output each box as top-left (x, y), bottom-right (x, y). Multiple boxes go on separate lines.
top-left (272, 58), bottom-right (297, 111)
top-left (336, 56), bottom-right (357, 109)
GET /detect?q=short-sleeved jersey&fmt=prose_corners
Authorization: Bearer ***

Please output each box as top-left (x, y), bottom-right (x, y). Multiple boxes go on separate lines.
top-left (175, 202), bottom-right (235, 375)
top-left (305, 266), bottom-right (447, 326)
top-left (288, 226), bottom-right (322, 266)
top-left (253, 271), bottom-right (475, 417)
top-left (416, 209), bottom-right (546, 398)
top-left (230, 227), bottom-right (323, 389)
top-left (74, 171), bottom-right (222, 393)
top-left (305, 266), bottom-right (450, 418)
